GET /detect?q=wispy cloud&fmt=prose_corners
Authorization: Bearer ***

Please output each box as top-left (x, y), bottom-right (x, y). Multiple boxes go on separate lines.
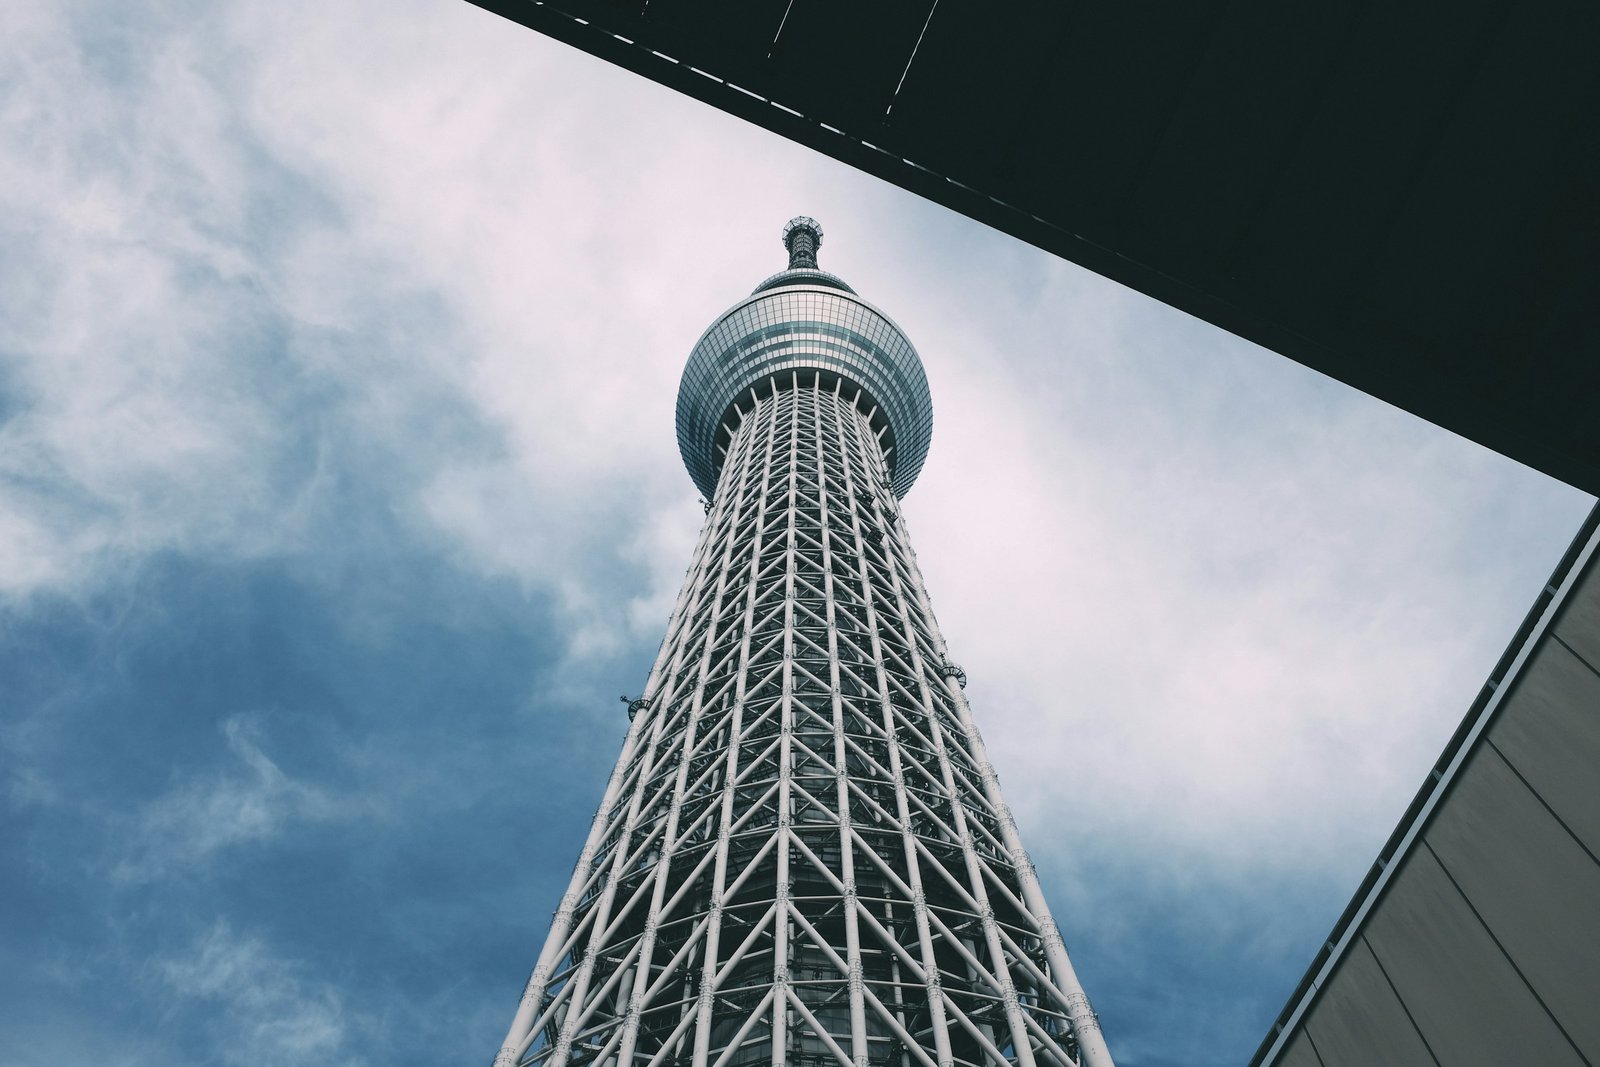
top-left (156, 919), bottom-right (364, 1067)
top-left (116, 716), bottom-right (347, 882)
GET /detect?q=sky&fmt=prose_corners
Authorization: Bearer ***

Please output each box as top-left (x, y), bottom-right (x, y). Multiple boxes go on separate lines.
top-left (1, 2), bottom-right (1593, 1066)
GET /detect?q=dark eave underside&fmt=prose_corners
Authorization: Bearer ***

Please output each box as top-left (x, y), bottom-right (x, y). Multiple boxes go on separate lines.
top-left (468, 0), bottom-right (1600, 494)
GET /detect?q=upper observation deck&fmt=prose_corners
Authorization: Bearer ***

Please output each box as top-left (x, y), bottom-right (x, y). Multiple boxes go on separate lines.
top-left (675, 218), bottom-right (934, 500)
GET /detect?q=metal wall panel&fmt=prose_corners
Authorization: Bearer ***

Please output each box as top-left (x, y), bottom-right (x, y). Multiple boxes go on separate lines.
top-left (1301, 940), bottom-right (1435, 1066)
top-left (1487, 642), bottom-right (1600, 858)
top-left (1254, 513), bottom-right (1600, 1067)
top-left (1424, 744), bottom-right (1600, 1056)
top-left (1553, 563), bottom-right (1600, 666)
top-left (1363, 848), bottom-right (1584, 1066)
top-left (1273, 1031), bottom-right (1323, 1067)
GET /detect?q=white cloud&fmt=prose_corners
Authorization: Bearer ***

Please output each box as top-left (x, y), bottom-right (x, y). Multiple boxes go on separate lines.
top-left (900, 278), bottom-right (1592, 873)
top-left (117, 717), bottom-right (347, 882)
top-left (0, 5), bottom-right (320, 596)
top-left (157, 919), bottom-right (363, 1067)
top-left (0, 0), bottom-right (795, 667)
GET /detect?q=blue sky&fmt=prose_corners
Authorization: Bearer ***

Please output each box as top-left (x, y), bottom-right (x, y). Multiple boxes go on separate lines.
top-left (1, 2), bottom-right (1593, 1065)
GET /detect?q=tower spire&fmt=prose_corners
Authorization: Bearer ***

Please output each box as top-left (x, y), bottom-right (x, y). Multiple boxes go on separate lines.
top-left (782, 215), bottom-right (822, 269)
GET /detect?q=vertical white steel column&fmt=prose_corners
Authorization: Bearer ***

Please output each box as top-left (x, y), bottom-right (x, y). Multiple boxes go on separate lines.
top-left (813, 382), bottom-right (871, 1067)
top-left (829, 383), bottom-right (957, 1067)
top-left (497, 482), bottom-right (733, 1067)
top-left (902, 544), bottom-right (1115, 1067)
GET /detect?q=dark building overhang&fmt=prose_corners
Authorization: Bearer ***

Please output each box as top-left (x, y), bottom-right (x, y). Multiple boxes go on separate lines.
top-left (470, 0), bottom-right (1600, 493)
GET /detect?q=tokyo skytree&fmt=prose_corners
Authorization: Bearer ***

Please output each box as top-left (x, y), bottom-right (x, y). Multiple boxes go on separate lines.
top-left (495, 219), bottom-right (1114, 1067)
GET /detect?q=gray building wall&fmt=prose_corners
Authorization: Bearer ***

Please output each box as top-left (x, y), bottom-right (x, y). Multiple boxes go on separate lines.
top-left (1258, 508), bottom-right (1600, 1066)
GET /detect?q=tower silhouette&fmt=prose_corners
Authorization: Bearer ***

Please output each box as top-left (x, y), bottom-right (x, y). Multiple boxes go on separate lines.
top-left (496, 219), bottom-right (1113, 1067)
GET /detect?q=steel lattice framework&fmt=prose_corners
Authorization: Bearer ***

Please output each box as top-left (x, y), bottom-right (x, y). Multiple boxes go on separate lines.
top-left (496, 221), bottom-right (1112, 1067)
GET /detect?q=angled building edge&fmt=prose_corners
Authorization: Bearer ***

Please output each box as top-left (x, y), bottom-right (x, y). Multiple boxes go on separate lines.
top-left (1253, 500), bottom-right (1600, 1067)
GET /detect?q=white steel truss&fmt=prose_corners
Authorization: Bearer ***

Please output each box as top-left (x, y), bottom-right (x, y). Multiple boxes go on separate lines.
top-left (497, 373), bottom-right (1113, 1067)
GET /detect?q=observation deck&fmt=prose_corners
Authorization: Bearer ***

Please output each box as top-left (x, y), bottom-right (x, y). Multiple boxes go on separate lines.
top-left (675, 217), bottom-right (934, 500)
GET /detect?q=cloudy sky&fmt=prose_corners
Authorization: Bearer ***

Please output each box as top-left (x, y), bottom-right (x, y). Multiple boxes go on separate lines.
top-left (2, 3), bottom-right (1593, 1066)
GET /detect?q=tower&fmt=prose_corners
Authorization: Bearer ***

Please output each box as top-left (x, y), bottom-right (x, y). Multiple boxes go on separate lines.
top-left (496, 219), bottom-right (1114, 1067)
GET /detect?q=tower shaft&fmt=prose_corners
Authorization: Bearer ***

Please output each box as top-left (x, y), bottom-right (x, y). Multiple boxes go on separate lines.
top-left (497, 373), bottom-right (1111, 1067)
